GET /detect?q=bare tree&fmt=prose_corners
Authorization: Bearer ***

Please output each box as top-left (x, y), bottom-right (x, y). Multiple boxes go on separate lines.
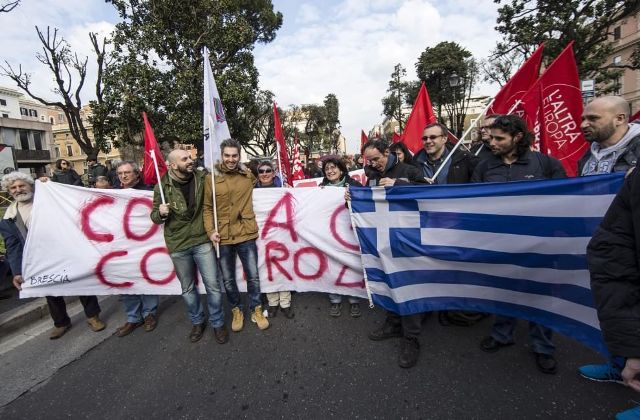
top-left (1, 26), bottom-right (111, 157)
top-left (0, 0), bottom-right (19, 13)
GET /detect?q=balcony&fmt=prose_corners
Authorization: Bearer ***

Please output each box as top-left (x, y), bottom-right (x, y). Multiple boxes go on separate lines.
top-left (15, 149), bottom-right (51, 162)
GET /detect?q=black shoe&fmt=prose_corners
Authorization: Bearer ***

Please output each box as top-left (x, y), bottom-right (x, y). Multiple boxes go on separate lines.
top-left (329, 303), bottom-right (341, 317)
top-left (349, 303), bottom-right (361, 318)
top-left (368, 323), bottom-right (402, 341)
top-left (267, 306), bottom-right (278, 318)
top-left (480, 336), bottom-right (514, 353)
top-left (281, 306), bottom-right (295, 319)
top-left (213, 326), bottom-right (229, 344)
top-left (189, 323), bottom-right (206, 343)
top-left (398, 337), bottom-right (420, 368)
top-left (535, 353), bottom-right (558, 374)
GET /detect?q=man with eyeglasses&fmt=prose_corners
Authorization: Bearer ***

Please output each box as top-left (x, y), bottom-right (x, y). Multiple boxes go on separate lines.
top-left (357, 139), bottom-right (426, 368)
top-left (51, 159), bottom-right (83, 186)
top-left (472, 114), bottom-right (499, 161)
top-left (413, 123), bottom-right (478, 185)
top-left (114, 161), bottom-right (160, 337)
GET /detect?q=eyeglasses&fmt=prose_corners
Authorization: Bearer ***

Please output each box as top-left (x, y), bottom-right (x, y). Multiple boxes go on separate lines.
top-left (60, 162), bottom-right (68, 166)
top-left (422, 135), bottom-right (443, 141)
top-left (258, 168), bottom-right (273, 174)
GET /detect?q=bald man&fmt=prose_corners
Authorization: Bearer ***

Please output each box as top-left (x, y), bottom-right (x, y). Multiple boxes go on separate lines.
top-left (579, 96), bottom-right (640, 175)
top-left (150, 149), bottom-right (228, 344)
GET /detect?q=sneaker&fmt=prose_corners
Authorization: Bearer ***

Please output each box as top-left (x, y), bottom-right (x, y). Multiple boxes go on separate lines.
top-left (143, 314), bottom-right (157, 332)
top-left (213, 326), bottom-right (229, 344)
top-left (251, 305), bottom-right (270, 330)
top-left (50, 324), bottom-right (71, 340)
top-left (349, 303), bottom-right (361, 318)
top-left (534, 353), bottom-right (558, 375)
top-left (86, 316), bottom-right (106, 332)
top-left (616, 406), bottom-right (640, 420)
top-left (267, 306), bottom-right (278, 318)
top-left (329, 303), bottom-right (341, 317)
top-left (115, 321), bottom-right (143, 337)
top-left (281, 306), bottom-right (295, 319)
top-left (231, 307), bottom-right (244, 332)
top-left (398, 337), bottom-right (420, 368)
top-left (578, 363), bottom-right (623, 384)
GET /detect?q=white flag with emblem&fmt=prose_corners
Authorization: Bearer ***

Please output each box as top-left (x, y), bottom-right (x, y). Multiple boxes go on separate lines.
top-left (203, 47), bottom-right (231, 168)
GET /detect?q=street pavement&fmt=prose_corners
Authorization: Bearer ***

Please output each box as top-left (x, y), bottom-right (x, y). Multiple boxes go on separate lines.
top-left (0, 292), bottom-right (637, 419)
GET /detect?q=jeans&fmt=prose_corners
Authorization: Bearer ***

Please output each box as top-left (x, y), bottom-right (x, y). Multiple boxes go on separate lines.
top-left (121, 295), bottom-right (159, 323)
top-left (170, 242), bottom-right (224, 328)
top-left (219, 239), bottom-right (261, 311)
top-left (328, 293), bottom-right (359, 305)
top-left (490, 315), bottom-right (555, 355)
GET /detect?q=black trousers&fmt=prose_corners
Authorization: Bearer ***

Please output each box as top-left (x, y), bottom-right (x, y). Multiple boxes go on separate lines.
top-left (46, 296), bottom-right (101, 327)
top-left (385, 311), bottom-right (424, 340)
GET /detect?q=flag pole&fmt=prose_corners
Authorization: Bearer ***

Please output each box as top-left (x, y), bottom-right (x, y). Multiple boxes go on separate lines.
top-left (345, 185), bottom-right (374, 308)
top-left (149, 150), bottom-right (166, 205)
top-left (207, 115), bottom-right (221, 258)
top-left (432, 98), bottom-right (495, 181)
top-left (275, 140), bottom-right (285, 188)
top-left (474, 99), bottom-right (522, 156)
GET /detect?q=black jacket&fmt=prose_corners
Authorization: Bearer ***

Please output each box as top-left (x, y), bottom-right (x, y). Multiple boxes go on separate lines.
top-left (364, 154), bottom-right (426, 186)
top-left (87, 163), bottom-right (108, 186)
top-left (471, 143), bottom-right (494, 161)
top-left (0, 207), bottom-right (26, 276)
top-left (587, 169), bottom-right (640, 357)
top-left (471, 150), bottom-right (566, 182)
top-left (319, 173), bottom-right (362, 187)
top-left (51, 169), bottom-right (83, 186)
top-left (578, 131), bottom-right (640, 175)
top-left (413, 146), bottom-right (478, 184)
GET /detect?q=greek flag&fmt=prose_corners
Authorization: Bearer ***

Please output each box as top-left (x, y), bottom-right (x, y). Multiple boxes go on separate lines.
top-left (350, 173), bottom-right (625, 355)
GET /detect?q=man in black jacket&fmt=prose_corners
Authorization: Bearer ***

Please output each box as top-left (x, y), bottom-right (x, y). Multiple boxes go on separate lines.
top-left (359, 139), bottom-right (426, 369)
top-left (473, 115), bottom-right (566, 375)
top-left (86, 155), bottom-right (108, 187)
top-left (586, 168), bottom-right (640, 419)
top-left (413, 123), bottom-right (478, 184)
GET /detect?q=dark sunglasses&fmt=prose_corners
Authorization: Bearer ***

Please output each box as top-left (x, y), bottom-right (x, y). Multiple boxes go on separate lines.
top-left (258, 168), bottom-right (273, 174)
top-left (422, 135), bottom-right (443, 141)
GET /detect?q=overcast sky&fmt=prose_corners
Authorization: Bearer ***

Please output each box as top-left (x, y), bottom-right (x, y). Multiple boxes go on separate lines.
top-left (0, 0), bottom-right (502, 153)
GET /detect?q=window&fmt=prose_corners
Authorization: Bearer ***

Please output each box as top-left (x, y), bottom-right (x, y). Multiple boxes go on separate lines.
top-left (20, 107), bottom-right (28, 116)
top-left (29, 109), bottom-right (38, 117)
top-left (58, 113), bottom-right (65, 123)
top-left (0, 99), bottom-right (6, 106)
top-left (614, 56), bottom-right (622, 66)
top-left (49, 117), bottom-right (54, 124)
top-left (19, 130), bottom-right (29, 150)
top-left (33, 132), bottom-right (42, 150)
top-left (1, 113), bottom-right (7, 118)
top-left (66, 145), bottom-right (73, 156)
top-left (54, 147), bottom-right (60, 158)
top-left (614, 26), bottom-right (622, 40)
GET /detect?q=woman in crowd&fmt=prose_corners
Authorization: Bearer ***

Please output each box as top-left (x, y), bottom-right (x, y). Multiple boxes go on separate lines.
top-left (254, 160), bottom-right (293, 319)
top-left (319, 156), bottom-right (362, 318)
top-left (389, 142), bottom-right (413, 165)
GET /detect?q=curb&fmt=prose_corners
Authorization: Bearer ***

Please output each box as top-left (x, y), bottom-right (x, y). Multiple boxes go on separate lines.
top-left (0, 297), bottom-right (60, 336)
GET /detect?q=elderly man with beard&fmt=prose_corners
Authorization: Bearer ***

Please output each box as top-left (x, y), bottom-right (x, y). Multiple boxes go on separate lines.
top-left (151, 150), bottom-right (228, 344)
top-left (114, 161), bottom-right (159, 337)
top-left (579, 96), bottom-right (640, 176)
top-left (0, 172), bottom-right (105, 339)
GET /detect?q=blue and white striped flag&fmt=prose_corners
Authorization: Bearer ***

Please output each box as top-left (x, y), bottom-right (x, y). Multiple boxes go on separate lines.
top-left (350, 173), bottom-right (625, 355)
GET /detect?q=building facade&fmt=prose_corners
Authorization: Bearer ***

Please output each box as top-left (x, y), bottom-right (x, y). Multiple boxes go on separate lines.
top-left (607, 12), bottom-right (640, 113)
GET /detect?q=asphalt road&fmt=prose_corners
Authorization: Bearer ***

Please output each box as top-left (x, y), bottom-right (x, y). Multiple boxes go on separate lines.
top-left (0, 293), bottom-right (637, 419)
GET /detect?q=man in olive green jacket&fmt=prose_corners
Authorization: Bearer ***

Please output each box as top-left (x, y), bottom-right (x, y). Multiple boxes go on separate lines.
top-left (151, 149), bottom-right (228, 344)
top-left (204, 139), bottom-right (269, 332)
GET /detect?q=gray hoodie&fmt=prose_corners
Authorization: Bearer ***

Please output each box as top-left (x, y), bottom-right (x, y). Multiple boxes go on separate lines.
top-left (581, 123), bottom-right (640, 176)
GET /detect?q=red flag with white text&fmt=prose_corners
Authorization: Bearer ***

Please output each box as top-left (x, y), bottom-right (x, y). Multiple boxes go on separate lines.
top-left (516, 42), bottom-right (587, 177)
top-left (488, 44), bottom-right (544, 115)
top-left (401, 82), bottom-right (438, 154)
top-left (273, 103), bottom-right (291, 184)
top-left (142, 112), bottom-right (167, 185)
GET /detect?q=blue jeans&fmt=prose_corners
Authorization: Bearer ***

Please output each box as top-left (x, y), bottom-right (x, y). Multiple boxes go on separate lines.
top-left (219, 240), bottom-right (261, 311)
top-left (122, 295), bottom-right (159, 323)
top-left (490, 315), bottom-right (555, 355)
top-left (170, 242), bottom-right (224, 328)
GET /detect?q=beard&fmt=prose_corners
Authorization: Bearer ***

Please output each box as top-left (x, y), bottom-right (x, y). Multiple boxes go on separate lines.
top-left (14, 192), bottom-right (33, 202)
top-left (585, 122), bottom-right (616, 144)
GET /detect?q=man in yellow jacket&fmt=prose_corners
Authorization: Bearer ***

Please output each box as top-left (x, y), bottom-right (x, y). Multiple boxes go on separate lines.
top-left (204, 138), bottom-right (269, 332)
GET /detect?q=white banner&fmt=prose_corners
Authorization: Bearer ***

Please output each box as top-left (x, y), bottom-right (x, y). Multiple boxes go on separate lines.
top-left (20, 181), bottom-right (366, 299)
top-left (293, 169), bottom-right (367, 187)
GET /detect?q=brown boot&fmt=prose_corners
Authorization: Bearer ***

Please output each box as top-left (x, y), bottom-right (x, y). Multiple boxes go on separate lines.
top-left (87, 316), bottom-right (106, 332)
top-left (115, 321), bottom-right (143, 337)
top-left (50, 324), bottom-right (71, 340)
top-left (143, 314), bottom-right (157, 332)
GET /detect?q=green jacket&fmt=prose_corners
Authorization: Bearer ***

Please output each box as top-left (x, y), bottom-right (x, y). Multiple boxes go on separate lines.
top-left (150, 169), bottom-right (210, 253)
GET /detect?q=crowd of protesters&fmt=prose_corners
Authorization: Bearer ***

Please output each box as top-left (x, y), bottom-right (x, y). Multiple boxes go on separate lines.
top-left (2, 95), bottom-right (640, 418)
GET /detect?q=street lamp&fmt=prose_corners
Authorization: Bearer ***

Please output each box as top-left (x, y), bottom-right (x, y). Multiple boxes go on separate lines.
top-left (448, 72), bottom-right (461, 136)
top-left (448, 72), bottom-right (460, 87)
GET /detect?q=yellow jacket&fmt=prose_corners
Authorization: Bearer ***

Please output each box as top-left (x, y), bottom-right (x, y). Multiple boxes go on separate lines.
top-left (203, 163), bottom-right (258, 245)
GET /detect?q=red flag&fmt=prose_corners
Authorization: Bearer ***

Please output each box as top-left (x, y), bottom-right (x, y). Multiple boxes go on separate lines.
top-left (361, 130), bottom-right (368, 147)
top-left (401, 82), bottom-right (438, 154)
top-left (273, 103), bottom-right (291, 184)
top-left (519, 82), bottom-right (547, 152)
top-left (488, 44), bottom-right (544, 115)
top-left (630, 110), bottom-right (640, 123)
top-left (291, 135), bottom-right (305, 181)
top-left (517, 42), bottom-right (587, 177)
top-left (392, 132), bottom-right (401, 143)
top-left (142, 112), bottom-right (167, 185)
